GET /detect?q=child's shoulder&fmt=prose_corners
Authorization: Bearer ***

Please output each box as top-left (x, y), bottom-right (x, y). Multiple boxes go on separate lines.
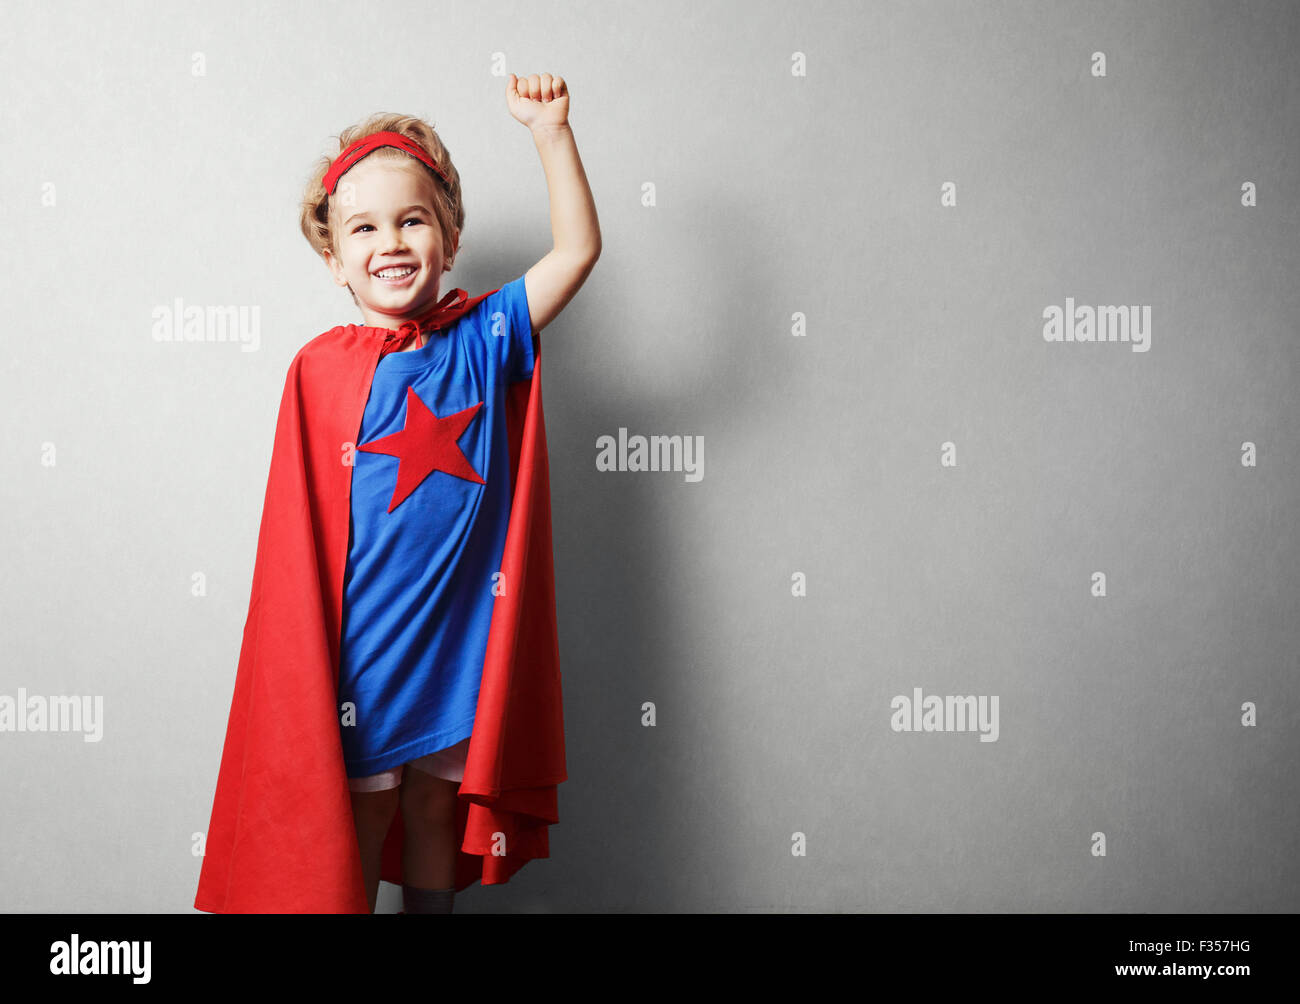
top-left (297, 324), bottom-right (348, 354)
top-left (294, 324), bottom-right (365, 360)
top-left (276, 325), bottom-right (371, 386)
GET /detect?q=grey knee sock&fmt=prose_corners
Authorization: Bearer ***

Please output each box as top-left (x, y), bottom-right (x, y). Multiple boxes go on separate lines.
top-left (402, 884), bottom-right (455, 914)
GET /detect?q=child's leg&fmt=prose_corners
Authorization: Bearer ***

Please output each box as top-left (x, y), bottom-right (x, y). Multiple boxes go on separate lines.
top-left (398, 766), bottom-right (460, 890)
top-left (349, 783), bottom-right (400, 913)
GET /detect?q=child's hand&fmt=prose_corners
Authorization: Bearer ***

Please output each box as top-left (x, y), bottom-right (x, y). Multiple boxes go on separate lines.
top-left (506, 73), bottom-right (570, 132)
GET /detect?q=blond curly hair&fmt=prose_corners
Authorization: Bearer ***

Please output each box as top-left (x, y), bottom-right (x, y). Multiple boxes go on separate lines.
top-left (299, 113), bottom-right (465, 286)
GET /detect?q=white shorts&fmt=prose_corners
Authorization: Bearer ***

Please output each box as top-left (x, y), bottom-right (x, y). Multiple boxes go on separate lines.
top-left (347, 737), bottom-right (471, 793)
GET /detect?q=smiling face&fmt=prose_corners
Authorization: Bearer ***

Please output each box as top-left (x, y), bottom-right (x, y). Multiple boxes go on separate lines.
top-left (323, 157), bottom-right (459, 331)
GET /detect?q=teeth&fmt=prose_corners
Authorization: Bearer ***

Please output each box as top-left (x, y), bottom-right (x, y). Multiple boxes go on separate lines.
top-left (376, 266), bottom-right (416, 279)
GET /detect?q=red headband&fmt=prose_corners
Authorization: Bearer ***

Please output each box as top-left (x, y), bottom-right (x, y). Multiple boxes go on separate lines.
top-left (322, 130), bottom-right (451, 195)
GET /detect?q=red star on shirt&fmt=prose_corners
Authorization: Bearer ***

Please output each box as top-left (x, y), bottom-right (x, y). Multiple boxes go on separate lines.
top-left (357, 386), bottom-right (485, 513)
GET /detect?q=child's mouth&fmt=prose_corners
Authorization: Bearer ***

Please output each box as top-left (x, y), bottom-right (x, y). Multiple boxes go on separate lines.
top-left (372, 265), bottom-right (419, 287)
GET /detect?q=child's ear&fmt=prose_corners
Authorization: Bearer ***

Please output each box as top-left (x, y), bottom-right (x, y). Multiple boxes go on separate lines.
top-left (323, 249), bottom-right (349, 287)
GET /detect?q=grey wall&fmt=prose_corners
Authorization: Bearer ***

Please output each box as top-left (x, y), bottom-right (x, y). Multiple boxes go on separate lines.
top-left (1, 0), bottom-right (1297, 912)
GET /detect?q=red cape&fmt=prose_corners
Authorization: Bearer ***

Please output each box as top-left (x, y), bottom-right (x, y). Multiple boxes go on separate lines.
top-left (194, 288), bottom-right (566, 913)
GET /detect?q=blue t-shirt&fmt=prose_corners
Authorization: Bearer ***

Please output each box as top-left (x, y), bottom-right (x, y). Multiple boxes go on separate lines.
top-left (338, 275), bottom-right (536, 776)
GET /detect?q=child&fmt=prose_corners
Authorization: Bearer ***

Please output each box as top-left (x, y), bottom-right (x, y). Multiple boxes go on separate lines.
top-left (194, 73), bottom-right (599, 914)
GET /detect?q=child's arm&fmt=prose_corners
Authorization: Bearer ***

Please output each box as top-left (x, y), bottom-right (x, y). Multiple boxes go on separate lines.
top-left (506, 72), bottom-right (601, 334)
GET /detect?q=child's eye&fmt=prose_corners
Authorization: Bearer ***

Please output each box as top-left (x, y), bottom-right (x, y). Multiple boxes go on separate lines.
top-left (352, 218), bottom-right (423, 234)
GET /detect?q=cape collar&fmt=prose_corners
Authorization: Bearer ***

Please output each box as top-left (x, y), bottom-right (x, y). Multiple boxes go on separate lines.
top-left (356, 287), bottom-right (477, 355)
